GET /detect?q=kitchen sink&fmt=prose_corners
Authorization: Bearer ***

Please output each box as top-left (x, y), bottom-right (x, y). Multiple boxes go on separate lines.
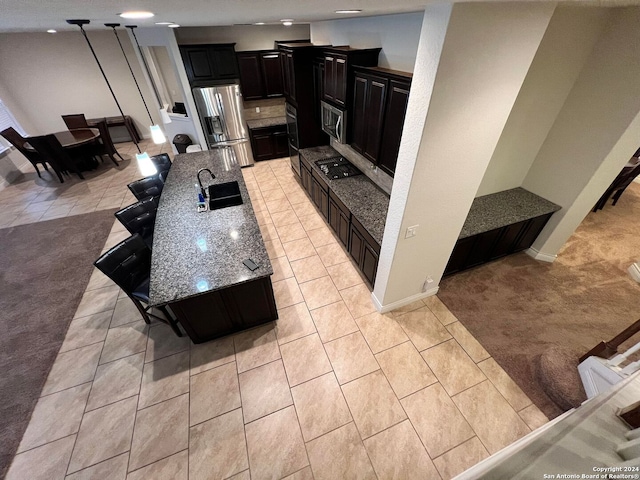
top-left (207, 181), bottom-right (243, 210)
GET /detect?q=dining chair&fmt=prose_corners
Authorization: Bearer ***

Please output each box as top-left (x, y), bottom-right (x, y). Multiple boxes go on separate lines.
top-left (93, 119), bottom-right (122, 165)
top-left (27, 134), bottom-right (86, 182)
top-left (0, 127), bottom-right (64, 182)
top-left (151, 153), bottom-right (172, 175)
top-left (94, 233), bottom-right (182, 337)
top-left (61, 114), bottom-right (89, 130)
top-left (128, 176), bottom-right (165, 201)
top-left (115, 196), bottom-right (158, 248)
top-left (594, 161), bottom-right (640, 211)
top-left (611, 162), bottom-right (640, 206)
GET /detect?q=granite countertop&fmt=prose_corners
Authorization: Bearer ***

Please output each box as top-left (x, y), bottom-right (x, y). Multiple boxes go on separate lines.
top-left (246, 116), bottom-right (287, 130)
top-left (148, 150), bottom-right (272, 307)
top-left (460, 187), bottom-right (561, 239)
top-left (300, 146), bottom-right (390, 245)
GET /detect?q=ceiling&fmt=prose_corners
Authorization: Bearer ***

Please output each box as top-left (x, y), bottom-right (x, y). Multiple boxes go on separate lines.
top-left (0, 0), bottom-right (427, 33)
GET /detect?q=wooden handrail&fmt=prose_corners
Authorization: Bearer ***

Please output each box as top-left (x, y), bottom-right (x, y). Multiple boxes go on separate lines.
top-left (579, 318), bottom-right (640, 363)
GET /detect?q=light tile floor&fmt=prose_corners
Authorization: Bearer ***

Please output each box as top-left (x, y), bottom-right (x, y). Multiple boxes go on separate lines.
top-left (5, 147), bottom-right (550, 480)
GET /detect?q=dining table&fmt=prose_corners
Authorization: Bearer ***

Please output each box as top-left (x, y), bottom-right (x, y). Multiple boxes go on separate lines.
top-left (23, 128), bottom-right (100, 151)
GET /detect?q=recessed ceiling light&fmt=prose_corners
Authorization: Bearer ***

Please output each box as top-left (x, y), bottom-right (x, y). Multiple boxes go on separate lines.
top-left (47, 29), bottom-right (57, 33)
top-left (155, 22), bottom-right (172, 25)
top-left (282, 21), bottom-right (293, 26)
top-left (335, 9), bottom-right (362, 14)
top-left (168, 24), bottom-right (180, 28)
top-left (119, 11), bottom-right (154, 19)
top-left (280, 19), bottom-right (294, 22)
top-left (254, 22), bottom-right (265, 25)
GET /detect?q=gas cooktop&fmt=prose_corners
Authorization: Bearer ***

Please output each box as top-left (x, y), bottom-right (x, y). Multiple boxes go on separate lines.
top-left (315, 157), bottom-right (362, 180)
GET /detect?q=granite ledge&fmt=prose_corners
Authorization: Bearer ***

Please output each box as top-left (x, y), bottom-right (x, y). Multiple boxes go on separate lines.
top-left (246, 116), bottom-right (287, 130)
top-left (299, 146), bottom-right (390, 245)
top-left (460, 188), bottom-right (561, 239)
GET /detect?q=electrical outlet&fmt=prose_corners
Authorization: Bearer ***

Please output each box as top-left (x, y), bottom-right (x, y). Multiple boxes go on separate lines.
top-left (255, 107), bottom-right (261, 113)
top-left (405, 225), bottom-right (419, 239)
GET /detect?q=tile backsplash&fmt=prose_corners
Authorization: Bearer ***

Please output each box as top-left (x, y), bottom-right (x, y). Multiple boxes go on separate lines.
top-left (330, 139), bottom-right (394, 195)
top-left (243, 98), bottom-right (286, 121)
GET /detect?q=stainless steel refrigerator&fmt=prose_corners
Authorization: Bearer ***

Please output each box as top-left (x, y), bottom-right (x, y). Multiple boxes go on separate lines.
top-left (192, 84), bottom-right (254, 167)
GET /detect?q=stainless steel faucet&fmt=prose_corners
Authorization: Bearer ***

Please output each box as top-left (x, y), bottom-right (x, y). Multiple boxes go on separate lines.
top-left (197, 168), bottom-right (216, 198)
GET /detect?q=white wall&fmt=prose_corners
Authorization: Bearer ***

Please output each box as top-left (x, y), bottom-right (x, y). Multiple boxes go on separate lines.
top-left (174, 24), bottom-right (310, 51)
top-left (310, 13), bottom-right (423, 72)
top-left (374, 2), bottom-right (555, 309)
top-left (524, 7), bottom-right (640, 258)
top-left (476, 6), bottom-right (611, 197)
top-left (0, 30), bottom-right (161, 138)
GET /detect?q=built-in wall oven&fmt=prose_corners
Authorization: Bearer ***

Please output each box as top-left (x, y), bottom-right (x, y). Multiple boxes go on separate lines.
top-left (286, 103), bottom-right (300, 176)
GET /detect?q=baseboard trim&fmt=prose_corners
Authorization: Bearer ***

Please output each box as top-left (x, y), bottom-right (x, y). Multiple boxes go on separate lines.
top-left (526, 247), bottom-right (557, 263)
top-left (628, 263), bottom-right (640, 283)
top-left (371, 286), bottom-right (440, 314)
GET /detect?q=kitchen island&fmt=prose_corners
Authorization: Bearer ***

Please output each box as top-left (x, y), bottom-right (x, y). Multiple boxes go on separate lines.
top-left (149, 150), bottom-right (277, 343)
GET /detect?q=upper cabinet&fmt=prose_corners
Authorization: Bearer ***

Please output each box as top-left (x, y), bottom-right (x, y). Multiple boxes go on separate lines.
top-left (180, 44), bottom-right (239, 87)
top-left (351, 67), bottom-right (412, 177)
top-left (237, 51), bottom-right (284, 101)
top-left (322, 47), bottom-right (381, 109)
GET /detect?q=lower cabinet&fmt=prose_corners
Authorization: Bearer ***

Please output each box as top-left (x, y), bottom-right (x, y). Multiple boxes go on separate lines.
top-left (311, 172), bottom-right (329, 220)
top-left (444, 213), bottom-right (553, 276)
top-left (298, 154), bottom-right (381, 288)
top-left (349, 217), bottom-right (380, 286)
top-left (249, 125), bottom-right (288, 161)
top-left (328, 190), bottom-right (350, 248)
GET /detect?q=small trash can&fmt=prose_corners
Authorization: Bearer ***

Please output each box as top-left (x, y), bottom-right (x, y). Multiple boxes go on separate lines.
top-left (173, 134), bottom-right (192, 154)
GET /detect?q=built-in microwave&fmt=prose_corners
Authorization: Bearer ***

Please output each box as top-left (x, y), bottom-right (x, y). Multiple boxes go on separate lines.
top-left (321, 101), bottom-right (347, 144)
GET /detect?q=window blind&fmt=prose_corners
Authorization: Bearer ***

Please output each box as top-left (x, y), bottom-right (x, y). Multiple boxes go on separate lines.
top-left (0, 99), bottom-right (26, 154)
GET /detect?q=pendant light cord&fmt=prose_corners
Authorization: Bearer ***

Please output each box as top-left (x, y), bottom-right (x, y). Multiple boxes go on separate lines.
top-left (75, 24), bottom-right (141, 153)
top-left (108, 25), bottom-right (154, 126)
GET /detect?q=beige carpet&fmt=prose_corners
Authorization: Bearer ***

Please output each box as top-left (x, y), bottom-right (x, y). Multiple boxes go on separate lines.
top-left (438, 183), bottom-right (640, 419)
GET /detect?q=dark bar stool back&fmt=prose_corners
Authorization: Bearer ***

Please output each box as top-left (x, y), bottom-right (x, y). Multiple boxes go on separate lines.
top-left (115, 197), bottom-right (158, 248)
top-left (128, 176), bottom-right (164, 201)
top-left (94, 233), bottom-right (182, 337)
top-left (151, 153), bottom-right (172, 174)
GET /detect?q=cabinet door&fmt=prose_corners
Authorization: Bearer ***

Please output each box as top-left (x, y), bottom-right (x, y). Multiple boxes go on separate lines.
top-left (301, 165), bottom-right (312, 196)
top-left (490, 221), bottom-right (527, 260)
top-left (261, 52), bottom-right (284, 97)
top-left (181, 47), bottom-right (217, 85)
top-left (362, 76), bottom-right (388, 163)
top-left (312, 59), bottom-right (325, 130)
top-left (286, 53), bottom-right (296, 102)
top-left (444, 236), bottom-right (475, 276)
top-left (351, 75), bottom-right (368, 154)
top-left (252, 134), bottom-right (275, 161)
top-left (319, 187), bottom-right (329, 220)
top-left (349, 223), bottom-right (365, 266)
top-left (324, 56), bottom-right (335, 102)
top-left (338, 210), bottom-right (350, 247)
top-left (237, 53), bottom-right (265, 100)
top-left (465, 229), bottom-right (502, 268)
top-left (274, 131), bottom-right (289, 158)
top-left (334, 55), bottom-right (348, 107)
top-left (361, 243), bottom-right (379, 286)
top-left (379, 79), bottom-right (410, 176)
top-left (512, 215), bottom-right (551, 252)
top-left (328, 197), bottom-right (340, 235)
top-left (210, 46), bottom-right (239, 79)
top-left (282, 52), bottom-right (291, 98)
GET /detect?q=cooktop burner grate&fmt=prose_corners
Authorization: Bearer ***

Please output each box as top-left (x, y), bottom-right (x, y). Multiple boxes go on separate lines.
top-left (315, 157), bottom-right (362, 180)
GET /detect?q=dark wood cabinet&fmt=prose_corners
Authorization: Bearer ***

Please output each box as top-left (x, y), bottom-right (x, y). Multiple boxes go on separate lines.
top-left (278, 44), bottom-right (327, 150)
top-left (311, 171), bottom-right (329, 220)
top-left (300, 158), bottom-right (312, 196)
top-left (348, 217), bottom-right (380, 286)
top-left (443, 213), bottom-right (554, 276)
top-left (237, 51), bottom-right (284, 100)
top-left (379, 79), bottom-right (411, 176)
top-left (351, 67), bottom-right (412, 177)
top-left (328, 190), bottom-right (350, 248)
top-left (322, 48), bottom-right (380, 110)
top-left (180, 44), bottom-right (239, 87)
top-left (249, 124), bottom-right (288, 162)
top-left (261, 53), bottom-right (284, 97)
top-left (237, 53), bottom-right (264, 100)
